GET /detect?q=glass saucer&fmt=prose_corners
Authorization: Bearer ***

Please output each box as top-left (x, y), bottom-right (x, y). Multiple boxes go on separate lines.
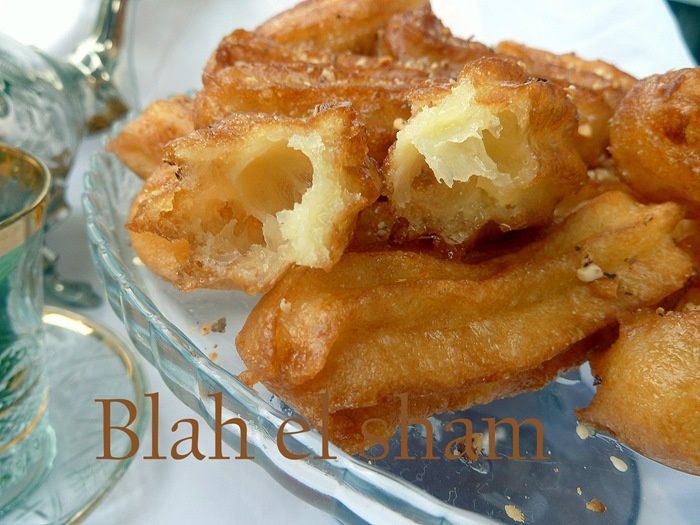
top-left (0, 306), bottom-right (147, 524)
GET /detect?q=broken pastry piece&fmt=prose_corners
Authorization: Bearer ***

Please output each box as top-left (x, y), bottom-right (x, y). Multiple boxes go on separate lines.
top-left (107, 95), bottom-right (195, 179)
top-left (237, 192), bottom-right (693, 451)
top-left (578, 310), bottom-right (700, 475)
top-left (384, 57), bottom-right (586, 246)
top-left (255, 0), bottom-right (427, 54)
top-left (381, 4), bottom-right (493, 78)
top-left (128, 105), bottom-right (380, 294)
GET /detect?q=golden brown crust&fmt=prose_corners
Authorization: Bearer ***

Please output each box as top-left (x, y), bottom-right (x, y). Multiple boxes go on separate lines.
top-left (255, 0), bottom-right (428, 54)
top-left (579, 310), bottom-right (700, 475)
top-left (562, 84), bottom-right (615, 167)
top-left (610, 68), bottom-right (700, 211)
top-left (204, 29), bottom-right (428, 79)
top-left (128, 105), bottom-right (380, 294)
top-left (196, 59), bottom-right (424, 165)
top-left (237, 192), bottom-right (692, 451)
top-left (381, 5), bottom-right (493, 77)
top-left (328, 327), bottom-right (613, 453)
top-left (107, 95), bottom-right (194, 179)
top-left (495, 40), bottom-right (637, 108)
top-left (496, 41), bottom-right (637, 167)
top-left (384, 57), bottom-right (586, 246)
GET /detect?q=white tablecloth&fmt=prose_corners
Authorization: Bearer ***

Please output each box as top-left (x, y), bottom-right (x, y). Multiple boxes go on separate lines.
top-left (0, 1), bottom-right (694, 523)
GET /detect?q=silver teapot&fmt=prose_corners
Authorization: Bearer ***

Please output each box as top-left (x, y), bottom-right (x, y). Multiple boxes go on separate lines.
top-left (0, 0), bottom-right (136, 305)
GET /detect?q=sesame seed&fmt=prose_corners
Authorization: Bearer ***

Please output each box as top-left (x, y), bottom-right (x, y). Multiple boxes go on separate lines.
top-left (610, 455), bottom-right (628, 472)
top-left (504, 504), bottom-right (526, 523)
top-left (577, 263), bottom-right (604, 282)
top-left (576, 423), bottom-right (591, 440)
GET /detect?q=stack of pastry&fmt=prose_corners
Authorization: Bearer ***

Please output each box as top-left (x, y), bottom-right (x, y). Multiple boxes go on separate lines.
top-left (108, 0), bottom-right (700, 473)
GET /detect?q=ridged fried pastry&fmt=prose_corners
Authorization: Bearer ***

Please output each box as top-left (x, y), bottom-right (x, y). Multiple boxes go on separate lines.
top-left (496, 41), bottom-right (637, 167)
top-left (256, 0), bottom-right (427, 54)
top-left (196, 59), bottom-right (423, 164)
top-left (610, 68), bottom-right (700, 211)
top-left (237, 192), bottom-right (692, 450)
top-left (579, 310), bottom-right (700, 475)
top-left (495, 40), bottom-right (636, 109)
top-left (382, 5), bottom-right (493, 77)
top-left (384, 57), bottom-right (586, 246)
top-left (128, 106), bottom-right (380, 294)
top-left (107, 95), bottom-right (194, 179)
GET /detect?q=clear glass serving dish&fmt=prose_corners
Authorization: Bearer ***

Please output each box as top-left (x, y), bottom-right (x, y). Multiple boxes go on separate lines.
top-left (83, 128), bottom-right (700, 525)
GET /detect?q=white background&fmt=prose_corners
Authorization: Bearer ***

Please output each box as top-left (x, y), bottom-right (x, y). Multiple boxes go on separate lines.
top-left (0, 1), bottom-right (694, 523)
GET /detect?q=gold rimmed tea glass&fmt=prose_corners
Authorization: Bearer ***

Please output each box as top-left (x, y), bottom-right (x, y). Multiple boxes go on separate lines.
top-left (0, 143), bottom-right (55, 512)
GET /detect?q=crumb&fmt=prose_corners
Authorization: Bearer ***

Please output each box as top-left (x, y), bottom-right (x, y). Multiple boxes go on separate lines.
top-left (280, 298), bottom-right (292, 313)
top-left (656, 307), bottom-right (666, 317)
top-left (553, 466), bottom-right (559, 473)
top-left (609, 455), bottom-right (628, 472)
top-left (586, 499), bottom-right (606, 513)
top-left (577, 487), bottom-right (582, 496)
top-left (577, 263), bottom-right (604, 282)
top-left (593, 375), bottom-right (603, 386)
top-left (213, 344), bottom-right (218, 349)
top-left (504, 504), bottom-right (526, 523)
top-left (576, 423), bottom-right (591, 440)
top-left (209, 352), bottom-right (219, 361)
top-left (200, 317), bottom-right (227, 336)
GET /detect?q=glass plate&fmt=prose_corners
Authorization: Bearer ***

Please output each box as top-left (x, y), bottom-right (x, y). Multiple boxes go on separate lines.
top-left (82, 126), bottom-right (700, 525)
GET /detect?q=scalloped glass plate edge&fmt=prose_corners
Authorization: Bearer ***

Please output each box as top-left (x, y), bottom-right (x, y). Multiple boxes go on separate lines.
top-left (82, 122), bottom-right (495, 525)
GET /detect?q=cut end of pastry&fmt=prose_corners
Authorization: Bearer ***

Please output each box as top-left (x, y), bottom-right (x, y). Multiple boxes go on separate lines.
top-left (128, 105), bottom-right (380, 294)
top-left (391, 78), bottom-right (534, 203)
top-left (385, 57), bottom-right (585, 245)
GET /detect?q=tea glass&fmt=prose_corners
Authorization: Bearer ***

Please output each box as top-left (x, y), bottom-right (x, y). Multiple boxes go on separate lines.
top-left (0, 143), bottom-right (55, 512)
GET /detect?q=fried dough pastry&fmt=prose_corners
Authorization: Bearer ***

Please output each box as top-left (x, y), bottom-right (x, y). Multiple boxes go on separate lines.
top-left (496, 41), bottom-right (636, 167)
top-left (384, 57), bottom-right (586, 246)
top-left (237, 192), bottom-right (693, 450)
top-left (561, 84), bottom-right (615, 167)
top-left (381, 5), bottom-right (493, 78)
top-left (107, 95), bottom-right (194, 179)
top-left (610, 68), bottom-right (700, 211)
top-left (255, 0), bottom-right (427, 54)
top-left (578, 310), bottom-right (700, 475)
top-left (128, 106), bottom-right (380, 294)
top-left (196, 60), bottom-right (420, 165)
top-left (495, 40), bottom-right (636, 109)
top-left (203, 29), bottom-right (428, 80)
top-left (330, 328), bottom-right (614, 453)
